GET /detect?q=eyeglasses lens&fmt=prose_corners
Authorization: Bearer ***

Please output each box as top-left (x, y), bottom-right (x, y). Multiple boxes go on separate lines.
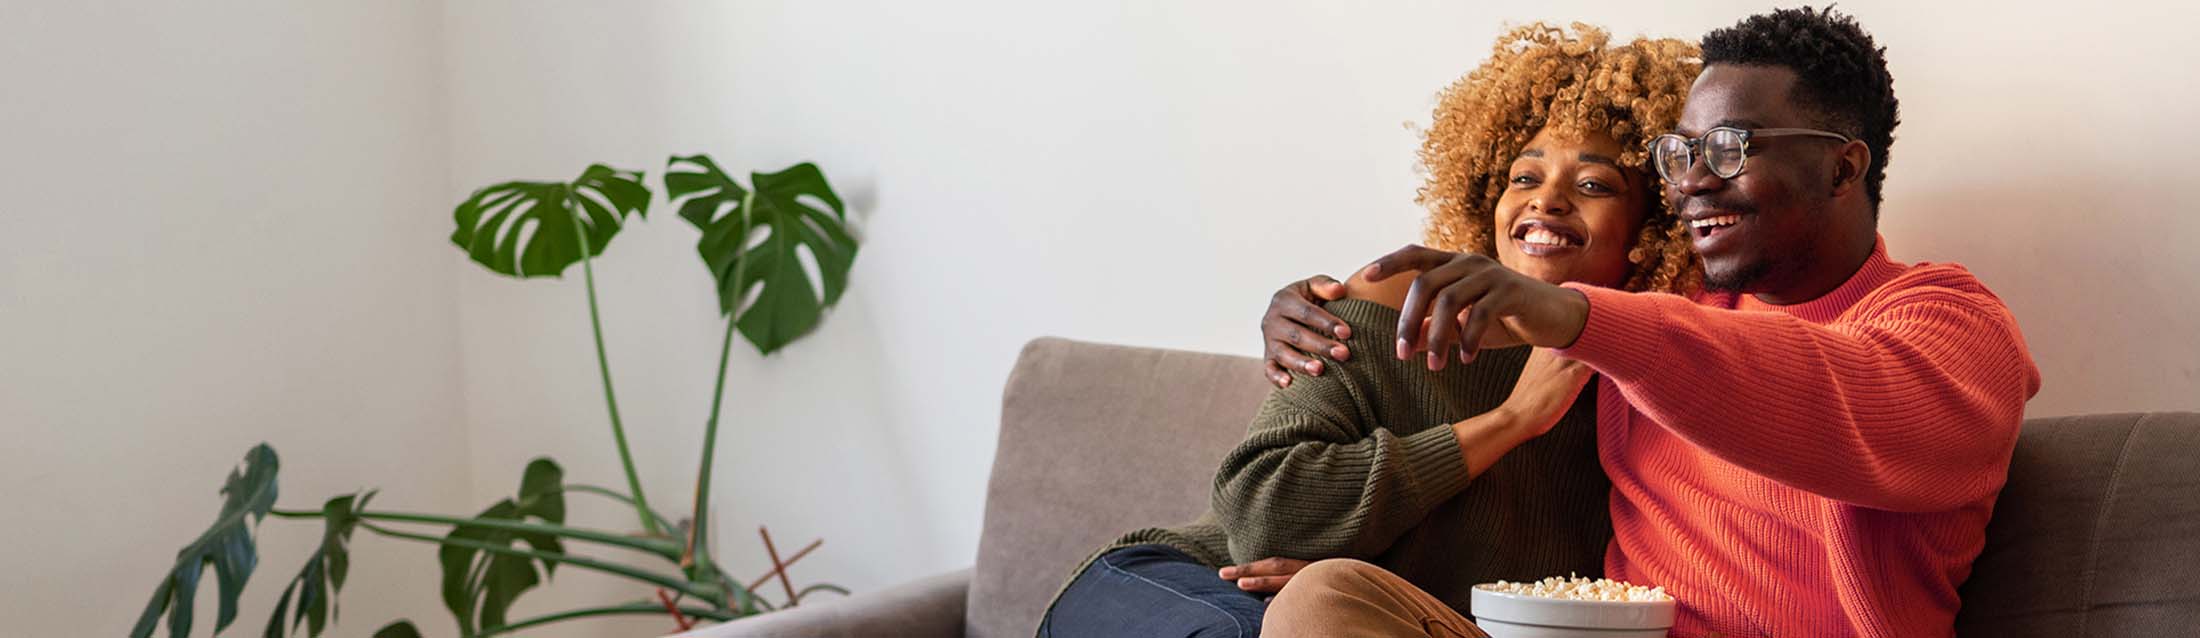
top-left (1653, 136), bottom-right (1690, 183)
top-left (1704, 129), bottom-right (1746, 179)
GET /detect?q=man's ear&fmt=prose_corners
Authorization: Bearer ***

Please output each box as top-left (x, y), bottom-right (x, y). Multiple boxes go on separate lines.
top-left (1830, 140), bottom-right (1870, 198)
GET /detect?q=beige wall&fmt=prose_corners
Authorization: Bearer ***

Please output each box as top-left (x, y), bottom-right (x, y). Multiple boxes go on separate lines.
top-left (6, 1), bottom-right (2196, 637)
top-left (0, 1), bottom-right (469, 636)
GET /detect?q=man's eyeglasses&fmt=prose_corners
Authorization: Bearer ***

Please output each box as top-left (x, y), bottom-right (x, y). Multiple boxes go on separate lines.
top-left (1646, 126), bottom-right (1851, 183)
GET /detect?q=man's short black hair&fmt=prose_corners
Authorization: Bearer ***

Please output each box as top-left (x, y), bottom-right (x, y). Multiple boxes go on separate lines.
top-left (1701, 6), bottom-right (1899, 212)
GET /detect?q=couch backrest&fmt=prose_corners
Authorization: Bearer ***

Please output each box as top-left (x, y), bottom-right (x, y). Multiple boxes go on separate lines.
top-left (1954, 411), bottom-right (2200, 636)
top-left (967, 338), bottom-right (1272, 638)
top-left (973, 338), bottom-right (2200, 638)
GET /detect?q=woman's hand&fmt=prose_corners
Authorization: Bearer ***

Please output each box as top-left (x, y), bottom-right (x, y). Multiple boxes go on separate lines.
top-left (1261, 275), bottom-right (1352, 388)
top-left (1219, 557), bottom-right (1312, 593)
top-left (1499, 348), bottom-right (1594, 438)
top-left (1451, 347), bottom-right (1595, 478)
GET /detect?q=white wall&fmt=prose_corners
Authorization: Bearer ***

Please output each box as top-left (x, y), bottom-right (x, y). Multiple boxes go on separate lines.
top-left (7, 1), bottom-right (2197, 637)
top-left (441, 2), bottom-right (2200, 636)
top-left (0, 1), bottom-right (469, 637)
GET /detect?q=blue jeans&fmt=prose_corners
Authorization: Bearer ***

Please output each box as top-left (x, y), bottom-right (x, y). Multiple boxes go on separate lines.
top-left (1042, 544), bottom-right (1269, 638)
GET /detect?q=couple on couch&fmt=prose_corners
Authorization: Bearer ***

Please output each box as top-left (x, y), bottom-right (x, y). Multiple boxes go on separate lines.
top-left (1041, 7), bottom-right (2040, 638)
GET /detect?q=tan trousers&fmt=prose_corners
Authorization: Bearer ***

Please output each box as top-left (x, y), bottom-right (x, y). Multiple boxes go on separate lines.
top-left (1260, 559), bottom-right (1490, 638)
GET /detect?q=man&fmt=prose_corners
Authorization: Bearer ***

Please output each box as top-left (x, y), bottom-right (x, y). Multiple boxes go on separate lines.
top-left (1257, 8), bottom-right (2041, 637)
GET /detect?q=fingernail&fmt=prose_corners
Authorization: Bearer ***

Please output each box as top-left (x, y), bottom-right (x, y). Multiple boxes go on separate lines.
top-left (1335, 325), bottom-right (1352, 339)
top-left (1331, 345), bottom-right (1349, 360)
top-left (1219, 568), bottom-right (1234, 579)
top-left (1305, 361), bottom-right (1322, 375)
top-left (1396, 338), bottom-right (1409, 360)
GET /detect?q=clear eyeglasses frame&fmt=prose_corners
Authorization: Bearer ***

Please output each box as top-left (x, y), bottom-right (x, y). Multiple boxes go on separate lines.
top-left (1646, 126), bottom-right (1851, 183)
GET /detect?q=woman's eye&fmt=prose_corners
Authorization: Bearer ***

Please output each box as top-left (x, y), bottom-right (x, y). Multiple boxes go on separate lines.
top-left (1510, 174), bottom-right (1540, 186)
top-left (1579, 180), bottom-right (1614, 194)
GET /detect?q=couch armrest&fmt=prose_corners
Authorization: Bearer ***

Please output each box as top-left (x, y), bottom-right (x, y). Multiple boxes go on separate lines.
top-left (669, 567), bottom-right (972, 638)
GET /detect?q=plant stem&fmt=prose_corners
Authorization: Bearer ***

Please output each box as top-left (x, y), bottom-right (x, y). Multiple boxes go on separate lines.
top-left (686, 317), bottom-right (739, 576)
top-left (568, 191), bottom-right (662, 537)
top-left (268, 508), bottom-right (681, 561)
top-left (561, 484), bottom-right (679, 533)
top-left (356, 521), bottom-right (715, 601)
top-left (686, 188), bottom-right (754, 577)
top-left (476, 602), bottom-right (738, 637)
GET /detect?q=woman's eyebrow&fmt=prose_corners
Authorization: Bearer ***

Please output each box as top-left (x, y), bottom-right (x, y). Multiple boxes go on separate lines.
top-left (1579, 153), bottom-right (1619, 167)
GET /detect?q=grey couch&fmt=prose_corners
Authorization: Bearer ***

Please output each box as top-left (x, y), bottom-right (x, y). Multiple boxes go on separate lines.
top-left (678, 337), bottom-right (2200, 637)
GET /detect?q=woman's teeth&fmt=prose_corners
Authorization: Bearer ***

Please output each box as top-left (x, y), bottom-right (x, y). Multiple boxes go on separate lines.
top-left (1523, 228), bottom-right (1577, 246)
top-left (1690, 214), bottom-right (1743, 230)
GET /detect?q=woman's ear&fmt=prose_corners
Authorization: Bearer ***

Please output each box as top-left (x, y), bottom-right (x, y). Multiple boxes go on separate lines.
top-left (1830, 140), bottom-right (1870, 198)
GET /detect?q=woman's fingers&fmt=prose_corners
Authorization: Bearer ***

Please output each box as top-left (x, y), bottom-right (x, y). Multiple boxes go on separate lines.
top-left (1220, 557), bottom-right (1310, 580)
top-left (1235, 575), bottom-right (1292, 593)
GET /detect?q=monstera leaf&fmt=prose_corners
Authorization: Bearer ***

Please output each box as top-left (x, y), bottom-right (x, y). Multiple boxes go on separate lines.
top-left (263, 491), bottom-right (374, 638)
top-left (439, 458), bottom-right (567, 634)
top-left (451, 164), bottom-right (650, 278)
top-left (132, 444), bottom-right (281, 638)
top-left (666, 155), bottom-right (858, 355)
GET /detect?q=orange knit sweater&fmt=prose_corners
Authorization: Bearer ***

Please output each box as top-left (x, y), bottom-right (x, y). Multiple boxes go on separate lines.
top-left (1555, 237), bottom-right (2041, 637)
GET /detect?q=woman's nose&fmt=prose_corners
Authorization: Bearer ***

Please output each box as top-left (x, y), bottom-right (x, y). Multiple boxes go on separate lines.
top-left (1531, 190), bottom-right (1572, 215)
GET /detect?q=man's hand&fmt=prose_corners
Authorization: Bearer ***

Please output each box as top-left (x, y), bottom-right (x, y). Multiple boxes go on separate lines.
top-left (1261, 275), bottom-right (1352, 388)
top-left (1218, 557), bottom-right (1312, 593)
top-left (1363, 244), bottom-right (1591, 369)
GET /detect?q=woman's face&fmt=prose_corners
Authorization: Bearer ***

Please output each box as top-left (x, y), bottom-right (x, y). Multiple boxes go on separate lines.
top-left (1492, 128), bottom-right (1652, 288)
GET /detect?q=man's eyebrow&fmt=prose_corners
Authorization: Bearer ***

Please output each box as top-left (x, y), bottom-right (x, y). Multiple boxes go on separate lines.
top-left (1672, 118), bottom-right (1766, 136)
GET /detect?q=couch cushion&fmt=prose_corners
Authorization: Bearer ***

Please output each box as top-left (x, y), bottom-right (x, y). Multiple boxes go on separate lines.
top-left (1956, 411), bottom-right (2200, 636)
top-left (967, 338), bottom-right (1271, 638)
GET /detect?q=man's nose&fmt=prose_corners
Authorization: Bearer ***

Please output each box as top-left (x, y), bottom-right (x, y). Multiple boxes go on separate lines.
top-left (1673, 159), bottom-right (1728, 196)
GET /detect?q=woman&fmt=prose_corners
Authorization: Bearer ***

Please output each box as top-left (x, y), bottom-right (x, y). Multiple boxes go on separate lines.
top-left (1040, 24), bottom-right (1701, 638)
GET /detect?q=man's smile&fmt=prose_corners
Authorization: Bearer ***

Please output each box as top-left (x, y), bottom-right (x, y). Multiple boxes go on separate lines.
top-left (1686, 210), bottom-right (1749, 255)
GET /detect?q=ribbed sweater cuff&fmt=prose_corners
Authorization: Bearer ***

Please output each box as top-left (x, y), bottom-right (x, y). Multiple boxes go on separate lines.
top-left (1397, 421), bottom-right (1473, 510)
top-left (1555, 284), bottom-right (1679, 382)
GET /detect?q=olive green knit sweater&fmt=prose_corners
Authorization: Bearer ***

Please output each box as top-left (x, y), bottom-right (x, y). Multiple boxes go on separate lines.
top-left (1047, 299), bottom-right (1612, 619)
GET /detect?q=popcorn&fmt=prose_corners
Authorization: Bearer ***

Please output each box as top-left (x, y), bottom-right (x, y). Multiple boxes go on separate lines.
top-left (1477, 573), bottom-right (1672, 602)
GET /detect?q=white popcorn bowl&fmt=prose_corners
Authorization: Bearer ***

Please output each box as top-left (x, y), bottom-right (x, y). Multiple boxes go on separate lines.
top-left (1469, 585), bottom-right (1676, 638)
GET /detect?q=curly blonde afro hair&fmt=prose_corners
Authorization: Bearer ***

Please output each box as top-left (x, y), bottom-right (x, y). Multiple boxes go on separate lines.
top-left (1419, 23), bottom-right (1702, 294)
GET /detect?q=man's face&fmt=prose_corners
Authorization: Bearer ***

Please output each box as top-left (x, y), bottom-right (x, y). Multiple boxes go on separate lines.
top-left (1668, 64), bottom-right (1846, 294)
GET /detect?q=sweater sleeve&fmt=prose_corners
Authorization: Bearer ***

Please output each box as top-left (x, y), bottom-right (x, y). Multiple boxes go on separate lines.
top-left (1557, 279), bottom-right (2041, 512)
top-left (1209, 353), bottom-right (1474, 563)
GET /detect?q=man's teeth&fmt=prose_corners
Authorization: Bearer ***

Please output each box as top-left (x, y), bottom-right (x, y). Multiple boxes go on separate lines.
top-left (1523, 228), bottom-right (1576, 246)
top-left (1690, 214), bottom-right (1743, 229)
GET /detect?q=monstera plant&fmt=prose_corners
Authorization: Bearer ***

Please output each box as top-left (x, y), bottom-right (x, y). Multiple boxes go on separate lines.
top-left (131, 155), bottom-right (858, 638)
